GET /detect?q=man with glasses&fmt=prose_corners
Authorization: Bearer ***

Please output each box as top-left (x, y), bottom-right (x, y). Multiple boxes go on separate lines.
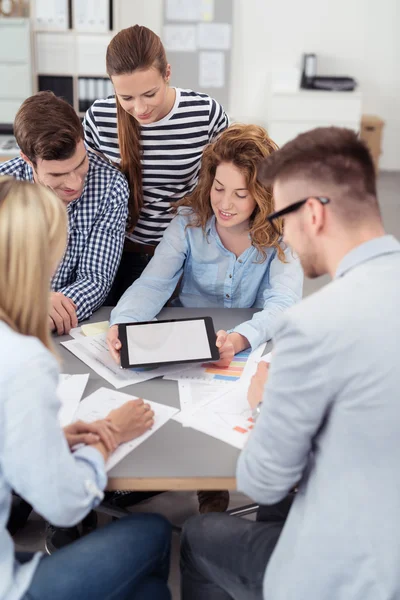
top-left (180, 127), bottom-right (400, 600)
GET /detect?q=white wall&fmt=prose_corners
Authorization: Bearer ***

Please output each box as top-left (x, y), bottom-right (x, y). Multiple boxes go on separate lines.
top-left (116, 0), bottom-right (400, 170)
top-left (230, 0), bottom-right (400, 170)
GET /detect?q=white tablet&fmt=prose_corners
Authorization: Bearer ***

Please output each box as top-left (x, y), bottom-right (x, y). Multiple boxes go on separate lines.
top-left (118, 317), bottom-right (219, 369)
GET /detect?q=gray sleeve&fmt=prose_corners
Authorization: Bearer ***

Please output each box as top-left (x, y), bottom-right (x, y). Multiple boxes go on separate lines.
top-left (237, 314), bottom-right (333, 504)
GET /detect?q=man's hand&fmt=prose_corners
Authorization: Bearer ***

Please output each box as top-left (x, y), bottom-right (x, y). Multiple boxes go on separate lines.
top-left (213, 331), bottom-right (249, 368)
top-left (50, 292), bottom-right (78, 335)
top-left (107, 325), bottom-right (121, 364)
top-left (248, 361), bottom-right (270, 410)
top-left (107, 399), bottom-right (155, 444)
top-left (63, 419), bottom-right (119, 451)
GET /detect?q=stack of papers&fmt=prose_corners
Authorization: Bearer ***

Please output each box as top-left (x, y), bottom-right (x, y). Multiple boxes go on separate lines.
top-left (174, 351), bottom-right (272, 449)
top-left (62, 333), bottom-right (188, 389)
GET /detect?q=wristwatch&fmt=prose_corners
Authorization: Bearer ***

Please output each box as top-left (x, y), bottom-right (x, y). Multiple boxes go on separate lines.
top-left (252, 402), bottom-right (263, 422)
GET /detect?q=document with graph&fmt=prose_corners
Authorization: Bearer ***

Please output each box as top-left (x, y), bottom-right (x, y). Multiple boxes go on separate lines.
top-left (180, 383), bottom-right (256, 449)
top-left (163, 343), bottom-right (267, 385)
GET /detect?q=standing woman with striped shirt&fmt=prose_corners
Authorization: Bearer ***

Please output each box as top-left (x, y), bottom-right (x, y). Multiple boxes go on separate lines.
top-left (84, 25), bottom-right (228, 300)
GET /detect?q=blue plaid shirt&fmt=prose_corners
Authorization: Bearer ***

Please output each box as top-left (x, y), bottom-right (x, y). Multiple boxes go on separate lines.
top-left (0, 152), bottom-right (128, 321)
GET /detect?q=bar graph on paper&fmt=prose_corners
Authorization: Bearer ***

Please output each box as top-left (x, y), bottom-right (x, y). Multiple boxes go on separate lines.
top-left (181, 384), bottom-right (257, 449)
top-left (164, 344), bottom-right (266, 385)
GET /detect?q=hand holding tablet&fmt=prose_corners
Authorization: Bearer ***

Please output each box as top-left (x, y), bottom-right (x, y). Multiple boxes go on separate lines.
top-left (116, 317), bottom-right (219, 369)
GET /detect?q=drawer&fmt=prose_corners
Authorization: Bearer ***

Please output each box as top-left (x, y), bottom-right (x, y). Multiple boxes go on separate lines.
top-left (0, 19), bottom-right (30, 63)
top-left (269, 91), bottom-right (362, 123)
top-left (0, 99), bottom-right (24, 124)
top-left (0, 65), bottom-right (32, 99)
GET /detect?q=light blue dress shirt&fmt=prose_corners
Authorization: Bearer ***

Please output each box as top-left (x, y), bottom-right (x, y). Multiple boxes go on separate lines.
top-left (0, 323), bottom-right (107, 600)
top-left (110, 210), bottom-right (303, 348)
top-left (237, 235), bottom-right (400, 600)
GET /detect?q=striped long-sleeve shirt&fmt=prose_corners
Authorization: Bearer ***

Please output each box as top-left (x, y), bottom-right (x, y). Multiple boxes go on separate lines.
top-left (83, 88), bottom-right (228, 244)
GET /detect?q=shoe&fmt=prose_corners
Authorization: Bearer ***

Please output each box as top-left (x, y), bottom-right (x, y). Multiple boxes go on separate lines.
top-left (45, 523), bottom-right (80, 555)
top-left (103, 491), bottom-right (161, 508)
top-left (7, 496), bottom-right (33, 536)
top-left (197, 490), bottom-right (230, 514)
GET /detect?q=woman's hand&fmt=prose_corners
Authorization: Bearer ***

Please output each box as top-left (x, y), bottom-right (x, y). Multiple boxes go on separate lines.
top-left (213, 331), bottom-right (249, 368)
top-left (63, 419), bottom-right (120, 451)
top-left (107, 399), bottom-right (155, 444)
top-left (247, 361), bottom-right (270, 410)
top-left (107, 325), bottom-right (121, 364)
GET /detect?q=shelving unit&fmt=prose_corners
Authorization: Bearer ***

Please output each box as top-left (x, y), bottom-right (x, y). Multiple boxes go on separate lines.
top-left (30, 0), bottom-right (117, 116)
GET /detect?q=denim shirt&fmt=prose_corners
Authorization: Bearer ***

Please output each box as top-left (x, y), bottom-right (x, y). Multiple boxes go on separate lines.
top-left (110, 210), bottom-right (303, 348)
top-left (0, 323), bottom-right (107, 600)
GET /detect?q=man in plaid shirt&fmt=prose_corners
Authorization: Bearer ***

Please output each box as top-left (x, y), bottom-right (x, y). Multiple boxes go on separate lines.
top-left (0, 91), bottom-right (128, 334)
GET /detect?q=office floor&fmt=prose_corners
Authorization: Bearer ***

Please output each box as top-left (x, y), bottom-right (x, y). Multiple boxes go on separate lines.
top-left (13, 171), bottom-right (400, 599)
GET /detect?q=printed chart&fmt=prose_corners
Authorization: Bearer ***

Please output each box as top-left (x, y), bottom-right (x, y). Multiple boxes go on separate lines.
top-left (164, 344), bottom-right (266, 385)
top-left (181, 383), bottom-right (257, 449)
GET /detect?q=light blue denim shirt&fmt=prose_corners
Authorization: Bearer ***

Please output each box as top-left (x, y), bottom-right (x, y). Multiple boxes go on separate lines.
top-left (237, 235), bottom-right (400, 600)
top-left (110, 210), bottom-right (303, 348)
top-left (0, 322), bottom-right (107, 600)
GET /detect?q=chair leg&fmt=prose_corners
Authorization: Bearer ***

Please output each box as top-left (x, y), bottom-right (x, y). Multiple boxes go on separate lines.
top-left (226, 503), bottom-right (259, 518)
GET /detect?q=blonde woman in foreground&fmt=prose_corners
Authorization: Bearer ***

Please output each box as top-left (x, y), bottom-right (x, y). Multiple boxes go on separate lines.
top-left (0, 177), bottom-right (171, 600)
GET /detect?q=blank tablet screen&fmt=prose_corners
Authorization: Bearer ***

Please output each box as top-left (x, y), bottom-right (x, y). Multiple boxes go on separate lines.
top-left (120, 318), bottom-right (218, 368)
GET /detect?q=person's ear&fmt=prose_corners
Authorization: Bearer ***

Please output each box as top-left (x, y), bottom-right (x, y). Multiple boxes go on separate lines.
top-left (165, 64), bottom-right (171, 83)
top-left (20, 151), bottom-right (34, 169)
top-left (307, 197), bottom-right (325, 233)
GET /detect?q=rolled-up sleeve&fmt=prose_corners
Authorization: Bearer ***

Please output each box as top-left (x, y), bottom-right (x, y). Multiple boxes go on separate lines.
top-left (233, 245), bottom-right (303, 348)
top-left (2, 349), bottom-right (107, 527)
top-left (237, 315), bottom-right (331, 504)
top-left (110, 214), bottom-right (188, 326)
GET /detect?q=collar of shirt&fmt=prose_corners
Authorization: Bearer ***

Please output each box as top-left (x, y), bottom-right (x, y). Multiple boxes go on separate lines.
top-left (206, 215), bottom-right (253, 251)
top-left (335, 234), bottom-right (400, 278)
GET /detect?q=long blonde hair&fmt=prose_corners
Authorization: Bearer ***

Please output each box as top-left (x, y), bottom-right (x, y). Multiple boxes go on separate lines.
top-left (0, 177), bottom-right (67, 354)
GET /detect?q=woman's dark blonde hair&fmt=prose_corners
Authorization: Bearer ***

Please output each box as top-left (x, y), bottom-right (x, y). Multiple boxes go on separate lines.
top-left (0, 177), bottom-right (67, 354)
top-left (106, 25), bottom-right (168, 231)
top-left (177, 123), bottom-right (284, 262)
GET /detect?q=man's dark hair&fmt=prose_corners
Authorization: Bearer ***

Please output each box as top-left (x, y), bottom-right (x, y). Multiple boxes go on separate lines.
top-left (14, 91), bottom-right (83, 165)
top-left (258, 127), bottom-right (379, 219)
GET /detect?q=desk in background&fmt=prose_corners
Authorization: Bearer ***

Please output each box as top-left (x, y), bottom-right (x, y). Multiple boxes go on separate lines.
top-left (57, 306), bottom-right (270, 491)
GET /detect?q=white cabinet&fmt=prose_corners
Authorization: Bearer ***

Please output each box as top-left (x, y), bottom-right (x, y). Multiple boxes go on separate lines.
top-left (268, 90), bottom-right (363, 147)
top-left (0, 18), bottom-right (32, 124)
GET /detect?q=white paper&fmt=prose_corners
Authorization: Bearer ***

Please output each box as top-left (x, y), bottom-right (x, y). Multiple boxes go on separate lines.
top-left (197, 23), bottom-right (231, 50)
top-left (57, 373), bottom-right (89, 427)
top-left (166, 0), bottom-right (214, 21)
top-left (174, 380), bottom-right (232, 424)
top-left (61, 333), bottom-right (187, 389)
top-left (34, 0), bottom-right (68, 30)
top-left (69, 326), bottom-right (85, 339)
top-left (182, 382), bottom-right (254, 449)
top-left (163, 25), bottom-right (197, 52)
top-left (74, 387), bottom-right (179, 471)
top-left (164, 343), bottom-right (266, 385)
top-left (199, 51), bottom-right (224, 88)
top-left (73, 0), bottom-right (109, 32)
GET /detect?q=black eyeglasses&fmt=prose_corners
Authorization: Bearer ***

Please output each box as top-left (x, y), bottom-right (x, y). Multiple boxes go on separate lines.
top-left (267, 196), bottom-right (331, 233)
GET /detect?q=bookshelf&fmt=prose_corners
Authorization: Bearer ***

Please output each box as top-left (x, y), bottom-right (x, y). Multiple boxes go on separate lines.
top-left (31, 0), bottom-right (117, 117)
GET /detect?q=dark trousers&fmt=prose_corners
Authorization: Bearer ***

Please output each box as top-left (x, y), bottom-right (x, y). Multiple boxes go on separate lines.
top-left (180, 494), bottom-right (294, 600)
top-left (19, 513), bottom-right (171, 600)
top-left (105, 245), bottom-right (153, 306)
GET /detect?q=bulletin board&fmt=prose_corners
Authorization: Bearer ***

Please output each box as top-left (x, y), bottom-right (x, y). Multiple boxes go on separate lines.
top-left (162, 0), bottom-right (233, 112)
